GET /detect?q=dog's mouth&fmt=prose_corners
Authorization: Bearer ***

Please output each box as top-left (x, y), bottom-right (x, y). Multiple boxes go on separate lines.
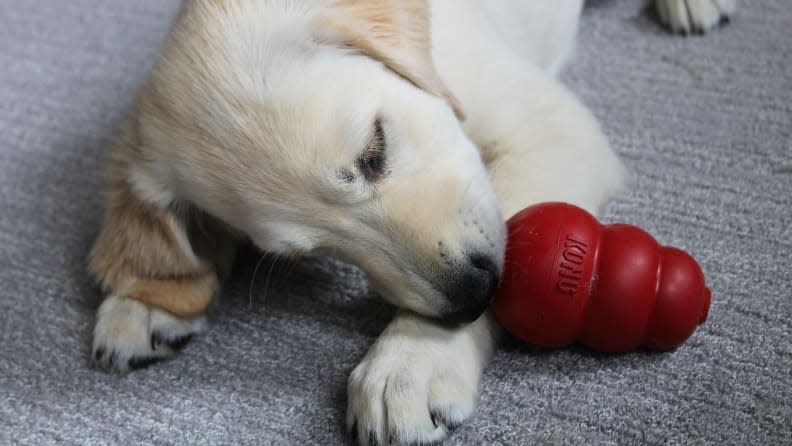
top-left (308, 242), bottom-right (445, 317)
top-left (365, 262), bottom-right (448, 318)
top-left (303, 216), bottom-right (503, 323)
top-left (362, 252), bottom-right (499, 324)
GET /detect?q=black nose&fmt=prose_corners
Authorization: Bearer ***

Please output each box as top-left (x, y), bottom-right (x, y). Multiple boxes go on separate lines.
top-left (440, 253), bottom-right (501, 324)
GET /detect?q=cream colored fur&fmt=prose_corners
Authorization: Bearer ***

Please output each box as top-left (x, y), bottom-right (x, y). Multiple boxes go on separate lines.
top-left (657, 0), bottom-right (736, 34)
top-left (89, 0), bottom-right (732, 444)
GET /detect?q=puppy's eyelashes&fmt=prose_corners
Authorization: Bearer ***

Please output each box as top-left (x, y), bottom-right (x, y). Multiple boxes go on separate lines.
top-left (356, 118), bottom-right (387, 183)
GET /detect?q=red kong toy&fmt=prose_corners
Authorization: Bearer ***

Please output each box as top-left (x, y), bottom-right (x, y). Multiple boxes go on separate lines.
top-left (491, 202), bottom-right (711, 353)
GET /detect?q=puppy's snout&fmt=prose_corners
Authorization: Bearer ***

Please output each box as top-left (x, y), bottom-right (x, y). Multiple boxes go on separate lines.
top-left (440, 253), bottom-right (502, 324)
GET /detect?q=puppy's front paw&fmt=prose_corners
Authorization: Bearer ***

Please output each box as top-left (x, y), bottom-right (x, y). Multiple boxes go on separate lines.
top-left (347, 330), bottom-right (479, 445)
top-left (656, 0), bottom-right (736, 34)
top-left (92, 295), bottom-right (206, 372)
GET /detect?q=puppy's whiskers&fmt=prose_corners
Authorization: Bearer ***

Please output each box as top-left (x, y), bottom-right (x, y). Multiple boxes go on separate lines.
top-left (460, 174), bottom-right (490, 215)
top-left (260, 257), bottom-right (280, 312)
top-left (248, 250), bottom-right (303, 313)
top-left (460, 176), bottom-right (477, 201)
top-left (248, 253), bottom-right (275, 312)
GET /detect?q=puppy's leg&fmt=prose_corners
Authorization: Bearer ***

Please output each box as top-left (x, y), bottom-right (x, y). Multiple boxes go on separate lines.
top-left (347, 310), bottom-right (498, 445)
top-left (468, 63), bottom-right (625, 219)
top-left (656, 0), bottom-right (736, 34)
top-left (90, 122), bottom-right (237, 372)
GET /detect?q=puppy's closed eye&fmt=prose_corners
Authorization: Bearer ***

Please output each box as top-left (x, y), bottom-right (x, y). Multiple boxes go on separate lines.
top-left (356, 118), bottom-right (387, 183)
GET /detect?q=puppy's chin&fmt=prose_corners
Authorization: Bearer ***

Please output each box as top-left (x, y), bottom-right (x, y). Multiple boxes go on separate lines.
top-left (365, 269), bottom-right (446, 318)
top-left (370, 279), bottom-right (489, 327)
top-left (249, 224), bottom-right (322, 255)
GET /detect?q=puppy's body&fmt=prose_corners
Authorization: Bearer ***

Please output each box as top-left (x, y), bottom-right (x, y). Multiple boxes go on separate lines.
top-left (89, 0), bottom-right (733, 444)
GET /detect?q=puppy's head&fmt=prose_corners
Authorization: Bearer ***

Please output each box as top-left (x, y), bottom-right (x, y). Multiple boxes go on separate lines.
top-left (136, 0), bottom-right (506, 323)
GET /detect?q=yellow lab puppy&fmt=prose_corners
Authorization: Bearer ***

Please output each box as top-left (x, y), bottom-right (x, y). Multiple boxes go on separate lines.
top-left (90, 0), bottom-right (733, 443)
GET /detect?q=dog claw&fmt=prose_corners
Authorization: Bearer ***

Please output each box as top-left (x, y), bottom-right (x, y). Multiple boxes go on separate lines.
top-left (150, 333), bottom-right (193, 352)
top-left (167, 334), bottom-right (193, 351)
top-left (349, 421), bottom-right (358, 443)
top-left (128, 356), bottom-right (160, 370)
top-left (151, 334), bottom-right (161, 351)
top-left (430, 413), bottom-right (439, 428)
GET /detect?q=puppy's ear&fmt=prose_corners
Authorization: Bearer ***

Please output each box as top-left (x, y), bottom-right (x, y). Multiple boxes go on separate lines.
top-left (318, 0), bottom-right (464, 120)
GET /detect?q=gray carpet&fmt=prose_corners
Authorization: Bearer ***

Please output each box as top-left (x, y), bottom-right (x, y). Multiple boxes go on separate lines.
top-left (1, 0), bottom-right (790, 444)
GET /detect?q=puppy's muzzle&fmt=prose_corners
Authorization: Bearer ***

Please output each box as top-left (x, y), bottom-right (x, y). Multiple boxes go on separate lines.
top-left (439, 253), bottom-right (501, 324)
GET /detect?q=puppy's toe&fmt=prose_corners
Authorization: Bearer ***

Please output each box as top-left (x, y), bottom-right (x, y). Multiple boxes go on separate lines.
top-left (656, 0), bottom-right (736, 34)
top-left (91, 295), bottom-right (206, 373)
top-left (427, 371), bottom-right (477, 431)
top-left (347, 349), bottom-right (477, 445)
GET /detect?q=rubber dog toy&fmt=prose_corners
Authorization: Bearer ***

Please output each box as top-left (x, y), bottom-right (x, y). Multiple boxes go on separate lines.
top-left (491, 202), bottom-right (710, 352)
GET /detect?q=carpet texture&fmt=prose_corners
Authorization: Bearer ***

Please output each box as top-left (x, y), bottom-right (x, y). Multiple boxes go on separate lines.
top-left (1, 1), bottom-right (790, 444)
